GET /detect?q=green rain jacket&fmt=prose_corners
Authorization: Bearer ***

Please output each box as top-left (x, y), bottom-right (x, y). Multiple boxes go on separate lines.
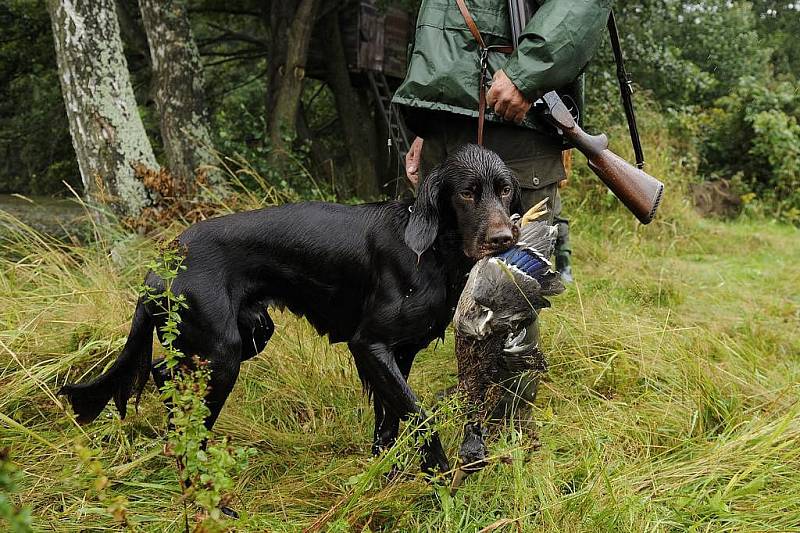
top-left (393, 0), bottom-right (612, 132)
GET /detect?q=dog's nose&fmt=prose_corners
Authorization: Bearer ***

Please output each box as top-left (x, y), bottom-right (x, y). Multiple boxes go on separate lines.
top-left (487, 227), bottom-right (514, 249)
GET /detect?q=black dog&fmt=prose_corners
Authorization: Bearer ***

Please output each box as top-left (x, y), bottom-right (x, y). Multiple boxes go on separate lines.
top-left (60, 144), bottom-right (521, 473)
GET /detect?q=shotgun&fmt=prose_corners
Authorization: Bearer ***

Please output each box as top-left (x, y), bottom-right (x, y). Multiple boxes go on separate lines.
top-left (506, 1), bottom-right (663, 223)
top-left (535, 91), bottom-right (663, 224)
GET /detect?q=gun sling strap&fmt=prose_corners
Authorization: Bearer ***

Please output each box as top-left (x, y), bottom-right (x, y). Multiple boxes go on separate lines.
top-left (454, 0), bottom-right (513, 146)
top-left (455, 0), bottom-right (645, 168)
top-left (607, 10), bottom-right (645, 168)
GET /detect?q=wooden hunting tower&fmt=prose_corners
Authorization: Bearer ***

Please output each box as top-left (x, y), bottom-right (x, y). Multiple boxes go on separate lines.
top-left (339, 1), bottom-right (411, 79)
top-left (308, 1), bottom-right (413, 163)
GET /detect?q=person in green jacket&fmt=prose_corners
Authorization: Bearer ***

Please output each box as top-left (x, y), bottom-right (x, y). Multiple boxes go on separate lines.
top-left (394, 0), bottom-right (612, 281)
top-left (393, 0), bottom-right (611, 415)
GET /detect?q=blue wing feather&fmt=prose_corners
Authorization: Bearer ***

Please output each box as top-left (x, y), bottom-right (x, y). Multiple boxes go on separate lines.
top-left (495, 221), bottom-right (559, 282)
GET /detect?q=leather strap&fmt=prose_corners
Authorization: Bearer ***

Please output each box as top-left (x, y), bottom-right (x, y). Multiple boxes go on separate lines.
top-left (454, 0), bottom-right (513, 145)
top-left (477, 54), bottom-right (488, 145)
top-left (455, 0), bottom-right (485, 48)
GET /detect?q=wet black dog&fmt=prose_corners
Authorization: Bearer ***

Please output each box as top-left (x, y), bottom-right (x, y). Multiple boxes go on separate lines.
top-left (60, 144), bottom-right (521, 473)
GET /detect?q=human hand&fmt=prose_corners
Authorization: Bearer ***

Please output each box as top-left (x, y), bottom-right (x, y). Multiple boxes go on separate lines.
top-left (486, 69), bottom-right (532, 124)
top-left (406, 137), bottom-right (424, 187)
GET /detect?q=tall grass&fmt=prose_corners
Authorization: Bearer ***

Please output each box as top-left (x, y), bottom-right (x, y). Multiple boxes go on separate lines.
top-left (1, 143), bottom-right (799, 530)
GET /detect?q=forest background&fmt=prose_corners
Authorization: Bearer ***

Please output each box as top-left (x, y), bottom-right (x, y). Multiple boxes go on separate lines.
top-left (1, 0), bottom-right (799, 222)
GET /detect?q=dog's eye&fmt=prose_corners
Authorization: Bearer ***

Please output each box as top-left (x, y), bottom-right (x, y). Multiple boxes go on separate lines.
top-left (501, 185), bottom-right (512, 197)
top-left (460, 190), bottom-right (474, 201)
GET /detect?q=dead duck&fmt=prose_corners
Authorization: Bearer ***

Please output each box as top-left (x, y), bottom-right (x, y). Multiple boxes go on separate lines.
top-left (451, 201), bottom-right (565, 492)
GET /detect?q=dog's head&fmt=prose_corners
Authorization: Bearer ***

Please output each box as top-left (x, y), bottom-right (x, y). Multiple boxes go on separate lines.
top-left (405, 144), bottom-right (522, 260)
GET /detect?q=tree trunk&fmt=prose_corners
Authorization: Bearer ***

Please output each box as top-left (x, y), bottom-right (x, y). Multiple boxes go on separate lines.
top-left (323, 14), bottom-right (380, 199)
top-left (265, 1), bottom-right (294, 121)
top-left (267, 0), bottom-right (319, 162)
top-left (139, 0), bottom-right (221, 190)
top-left (296, 100), bottom-right (331, 186)
top-left (47, 0), bottom-right (156, 217)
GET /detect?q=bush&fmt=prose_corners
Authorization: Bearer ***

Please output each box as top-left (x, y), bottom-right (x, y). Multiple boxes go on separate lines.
top-left (693, 76), bottom-right (800, 224)
top-left (748, 110), bottom-right (800, 222)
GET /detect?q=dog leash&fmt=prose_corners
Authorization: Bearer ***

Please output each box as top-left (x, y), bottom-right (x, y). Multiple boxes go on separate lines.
top-left (454, 0), bottom-right (514, 146)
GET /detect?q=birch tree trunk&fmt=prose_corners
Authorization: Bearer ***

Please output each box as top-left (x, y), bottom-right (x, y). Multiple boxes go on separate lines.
top-left (47, 0), bottom-right (156, 217)
top-left (139, 0), bottom-right (221, 190)
top-left (267, 0), bottom-right (319, 162)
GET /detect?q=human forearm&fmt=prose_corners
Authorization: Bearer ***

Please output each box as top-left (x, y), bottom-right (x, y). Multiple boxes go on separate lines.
top-left (503, 0), bottom-right (612, 98)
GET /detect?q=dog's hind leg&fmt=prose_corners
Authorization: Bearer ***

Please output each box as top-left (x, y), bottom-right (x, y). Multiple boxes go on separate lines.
top-left (202, 332), bottom-right (243, 430)
top-left (152, 301), bottom-right (244, 431)
top-left (151, 325), bottom-right (243, 517)
top-left (150, 349), bottom-right (241, 431)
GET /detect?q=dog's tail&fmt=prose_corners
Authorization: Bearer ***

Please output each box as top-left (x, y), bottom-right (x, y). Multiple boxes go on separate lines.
top-left (60, 299), bottom-right (154, 424)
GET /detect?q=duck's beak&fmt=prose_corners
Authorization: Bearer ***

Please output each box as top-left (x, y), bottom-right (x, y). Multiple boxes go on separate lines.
top-left (450, 465), bottom-right (470, 495)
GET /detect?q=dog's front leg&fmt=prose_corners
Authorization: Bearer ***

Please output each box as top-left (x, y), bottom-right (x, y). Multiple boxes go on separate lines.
top-left (371, 349), bottom-right (416, 456)
top-left (348, 337), bottom-right (450, 475)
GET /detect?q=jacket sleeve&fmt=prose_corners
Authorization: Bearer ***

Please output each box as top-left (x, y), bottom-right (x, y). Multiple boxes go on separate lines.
top-left (502, 0), bottom-right (612, 99)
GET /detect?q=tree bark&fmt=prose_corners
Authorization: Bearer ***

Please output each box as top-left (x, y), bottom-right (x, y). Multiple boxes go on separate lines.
top-left (47, 0), bottom-right (157, 217)
top-left (322, 14), bottom-right (380, 199)
top-left (265, 1), bottom-right (294, 121)
top-left (267, 0), bottom-right (319, 162)
top-left (139, 0), bottom-right (221, 190)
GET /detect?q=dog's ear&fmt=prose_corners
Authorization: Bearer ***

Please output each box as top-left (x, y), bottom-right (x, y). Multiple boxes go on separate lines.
top-left (405, 167), bottom-right (444, 259)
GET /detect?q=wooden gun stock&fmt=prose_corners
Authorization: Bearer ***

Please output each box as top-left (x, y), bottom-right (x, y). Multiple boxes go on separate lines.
top-left (538, 92), bottom-right (664, 224)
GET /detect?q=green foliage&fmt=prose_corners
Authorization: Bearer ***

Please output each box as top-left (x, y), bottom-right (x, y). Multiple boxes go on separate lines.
top-left (749, 110), bottom-right (800, 222)
top-left (754, 1), bottom-right (800, 76)
top-left (142, 245), bottom-right (188, 366)
top-left (687, 76), bottom-right (800, 224)
top-left (602, 0), bottom-right (771, 109)
top-left (213, 94), bottom-right (308, 199)
top-left (142, 244), bottom-right (253, 528)
top-left (162, 361), bottom-right (253, 520)
top-left (584, 1), bottom-right (799, 224)
top-left (72, 442), bottom-right (133, 529)
top-left (0, 449), bottom-right (31, 533)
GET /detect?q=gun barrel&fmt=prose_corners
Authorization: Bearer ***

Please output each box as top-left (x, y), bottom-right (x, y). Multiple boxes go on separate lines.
top-left (608, 11), bottom-right (645, 169)
top-left (508, 0), bottom-right (521, 44)
top-left (508, 0), bottom-right (530, 44)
